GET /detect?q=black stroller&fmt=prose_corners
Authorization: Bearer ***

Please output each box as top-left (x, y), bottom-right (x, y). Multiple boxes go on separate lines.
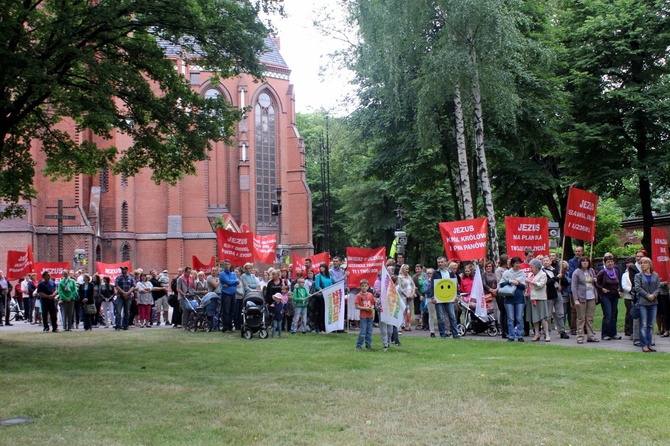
top-left (456, 294), bottom-right (499, 337)
top-left (185, 296), bottom-right (211, 332)
top-left (240, 291), bottom-right (269, 339)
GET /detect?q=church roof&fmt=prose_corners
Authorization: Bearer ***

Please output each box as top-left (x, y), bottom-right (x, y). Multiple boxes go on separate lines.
top-left (157, 35), bottom-right (288, 70)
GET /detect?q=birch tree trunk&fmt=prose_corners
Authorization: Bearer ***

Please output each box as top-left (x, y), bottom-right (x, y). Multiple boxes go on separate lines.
top-left (470, 44), bottom-right (499, 262)
top-left (453, 81), bottom-right (474, 220)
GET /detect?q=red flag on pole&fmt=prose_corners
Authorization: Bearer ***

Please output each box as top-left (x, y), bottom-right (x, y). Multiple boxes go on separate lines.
top-left (438, 218), bottom-right (488, 261)
top-left (6, 248), bottom-right (33, 280)
top-left (505, 216), bottom-right (549, 258)
top-left (563, 187), bottom-right (598, 242)
top-left (651, 228), bottom-right (670, 281)
top-left (34, 262), bottom-right (71, 280)
top-left (95, 261), bottom-right (133, 278)
top-left (345, 247), bottom-right (386, 286)
top-left (192, 255), bottom-right (216, 272)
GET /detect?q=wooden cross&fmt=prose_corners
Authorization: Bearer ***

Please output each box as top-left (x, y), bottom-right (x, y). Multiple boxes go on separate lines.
top-left (45, 200), bottom-right (75, 262)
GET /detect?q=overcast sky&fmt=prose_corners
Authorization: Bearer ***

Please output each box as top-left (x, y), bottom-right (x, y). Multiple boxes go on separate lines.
top-left (265, 0), bottom-right (357, 116)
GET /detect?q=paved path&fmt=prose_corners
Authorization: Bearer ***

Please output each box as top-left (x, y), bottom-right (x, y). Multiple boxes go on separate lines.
top-left (2, 318), bottom-right (666, 353)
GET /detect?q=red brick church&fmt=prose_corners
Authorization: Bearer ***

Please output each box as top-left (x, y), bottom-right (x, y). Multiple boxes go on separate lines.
top-left (0, 37), bottom-right (313, 274)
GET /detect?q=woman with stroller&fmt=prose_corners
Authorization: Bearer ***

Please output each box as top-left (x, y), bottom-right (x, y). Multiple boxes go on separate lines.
top-left (265, 270), bottom-right (283, 306)
top-left (177, 267), bottom-right (196, 331)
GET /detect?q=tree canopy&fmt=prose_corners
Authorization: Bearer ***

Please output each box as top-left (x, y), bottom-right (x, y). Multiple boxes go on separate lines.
top-left (0, 0), bottom-right (278, 219)
top-left (306, 0), bottom-right (670, 259)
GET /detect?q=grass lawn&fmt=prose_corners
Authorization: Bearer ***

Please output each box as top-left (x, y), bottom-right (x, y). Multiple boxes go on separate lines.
top-left (0, 327), bottom-right (666, 446)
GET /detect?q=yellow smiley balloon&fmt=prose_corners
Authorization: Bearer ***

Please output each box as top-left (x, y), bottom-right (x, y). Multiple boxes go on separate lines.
top-left (434, 279), bottom-right (457, 302)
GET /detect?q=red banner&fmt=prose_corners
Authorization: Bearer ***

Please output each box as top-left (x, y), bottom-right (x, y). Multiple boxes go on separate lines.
top-left (95, 261), bottom-right (133, 278)
top-left (33, 262), bottom-right (71, 280)
top-left (253, 233), bottom-right (277, 264)
top-left (439, 217), bottom-right (488, 261)
top-left (192, 255), bottom-right (215, 272)
top-left (6, 247), bottom-right (34, 280)
top-left (652, 228), bottom-right (670, 281)
top-left (292, 252), bottom-right (331, 277)
top-left (345, 247), bottom-right (386, 287)
top-left (563, 187), bottom-right (598, 242)
top-left (216, 228), bottom-right (254, 266)
top-left (505, 217), bottom-right (549, 258)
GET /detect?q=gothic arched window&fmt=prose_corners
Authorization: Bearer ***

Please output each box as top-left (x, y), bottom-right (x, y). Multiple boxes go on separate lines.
top-left (121, 201), bottom-right (128, 232)
top-left (255, 92), bottom-right (276, 227)
top-left (121, 243), bottom-right (131, 262)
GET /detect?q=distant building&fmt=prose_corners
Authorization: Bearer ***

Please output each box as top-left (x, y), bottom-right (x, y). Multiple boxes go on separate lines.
top-left (618, 213), bottom-right (670, 246)
top-left (0, 37), bottom-right (313, 273)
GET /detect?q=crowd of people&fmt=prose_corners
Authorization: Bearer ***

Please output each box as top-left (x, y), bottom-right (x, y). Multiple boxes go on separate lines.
top-left (0, 247), bottom-right (666, 353)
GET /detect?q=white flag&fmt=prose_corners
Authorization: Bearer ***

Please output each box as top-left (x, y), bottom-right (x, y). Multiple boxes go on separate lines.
top-left (379, 267), bottom-right (406, 328)
top-left (322, 281), bottom-right (346, 333)
top-left (471, 264), bottom-right (488, 319)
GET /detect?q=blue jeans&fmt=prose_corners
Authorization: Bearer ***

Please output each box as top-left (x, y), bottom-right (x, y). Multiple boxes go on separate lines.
top-left (272, 319), bottom-right (282, 337)
top-left (600, 294), bottom-right (619, 338)
top-left (114, 297), bottom-right (132, 329)
top-left (504, 302), bottom-right (525, 339)
top-left (291, 306), bottom-right (308, 333)
top-left (356, 318), bottom-right (373, 348)
top-left (219, 294), bottom-right (233, 330)
top-left (639, 305), bottom-right (657, 348)
top-left (435, 302), bottom-right (458, 337)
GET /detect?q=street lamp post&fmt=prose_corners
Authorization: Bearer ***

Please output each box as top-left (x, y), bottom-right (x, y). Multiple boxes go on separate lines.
top-left (274, 187), bottom-right (282, 244)
top-left (394, 205), bottom-right (407, 255)
top-left (272, 187), bottom-right (287, 264)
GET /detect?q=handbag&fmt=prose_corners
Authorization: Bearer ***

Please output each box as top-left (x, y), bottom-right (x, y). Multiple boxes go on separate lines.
top-left (498, 282), bottom-right (517, 297)
top-left (84, 304), bottom-right (97, 315)
top-left (629, 302), bottom-right (640, 320)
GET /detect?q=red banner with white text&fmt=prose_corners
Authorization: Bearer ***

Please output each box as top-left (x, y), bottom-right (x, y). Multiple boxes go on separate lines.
top-left (439, 218), bottom-right (488, 261)
top-left (216, 228), bottom-right (254, 266)
top-left (563, 187), bottom-right (598, 242)
top-left (253, 233), bottom-right (277, 265)
top-left (96, 261), bottom-right (133, 278)
top-left (6, 246), bottom-right (34, 280)
top-left (505, 216), bottom-right (549, 258)
top-left (192, 255), bottom-right (216, 272)
top-left (33, 262), bottom-right (71, 280)
top-left (345, 247), bottom-right (386, 287)
top-left (651, 228), bottom-right (670, 281)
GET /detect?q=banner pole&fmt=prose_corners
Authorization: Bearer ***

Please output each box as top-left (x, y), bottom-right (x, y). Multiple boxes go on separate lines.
top-left (589, 242), bottom-right (594, 265)
top-left (560, 235), bottom-right (567, 264)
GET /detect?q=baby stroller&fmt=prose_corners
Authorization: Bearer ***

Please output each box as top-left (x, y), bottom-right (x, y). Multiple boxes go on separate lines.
top-left (8, 297), bottom-right (25, 322)
top-left (185, 295), bottom-right (212, 332)
top-left (456, 294), bottom-right (498, 337)
top-left (240, 291), bottom-right (268, 339)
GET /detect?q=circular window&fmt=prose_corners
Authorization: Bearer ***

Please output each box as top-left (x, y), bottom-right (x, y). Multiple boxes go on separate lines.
top-left (258, 93), bottom-right (271, 108)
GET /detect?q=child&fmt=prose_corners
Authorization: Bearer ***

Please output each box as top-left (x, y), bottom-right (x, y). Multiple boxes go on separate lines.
top-left (270, 292), bottom-right (284, 337)
top-left (291, 278), bottom-right (309, 334)
top-left (282, 286), bottom-right (294, 331)
top-left (355, 279), bottom-right (376, 350)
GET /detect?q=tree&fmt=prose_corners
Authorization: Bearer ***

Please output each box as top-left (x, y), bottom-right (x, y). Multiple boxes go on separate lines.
top-left (557, 0), bottom-right (670, 253)
top-left (0, 0), bottom-right (278, 219)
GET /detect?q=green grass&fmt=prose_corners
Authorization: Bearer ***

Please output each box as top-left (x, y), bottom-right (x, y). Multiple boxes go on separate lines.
top-left (0, 329), bottom-right (666, 445)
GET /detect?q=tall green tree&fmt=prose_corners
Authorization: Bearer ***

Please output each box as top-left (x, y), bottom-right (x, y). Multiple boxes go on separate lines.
top-left (0, 0), bottom-right (278, 219)
top-left (557, 0), bottom-right (670, 253)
